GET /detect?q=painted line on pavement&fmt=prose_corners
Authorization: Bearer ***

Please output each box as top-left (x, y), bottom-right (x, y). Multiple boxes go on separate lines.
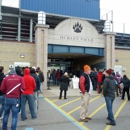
top-left (52, 99), bottom-right (59, 102)
top-left (68, 96), bottom-right (101, 115)
top-left (80, 103), bottom-right (106, 125)
top-left (59, 97), bottom-right (81, 108)
top-left (42, 96), bottom-right (90, 130)
top-left (104, 99), bottom-right (128, 130)
top-left (25, 128), bottom-right (34, 130)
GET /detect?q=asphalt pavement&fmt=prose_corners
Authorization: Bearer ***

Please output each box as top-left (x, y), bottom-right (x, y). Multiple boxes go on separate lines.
top-left (0, 86), bottom-right (130, 130)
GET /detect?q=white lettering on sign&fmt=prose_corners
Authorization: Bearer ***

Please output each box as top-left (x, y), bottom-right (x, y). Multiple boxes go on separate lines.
top-left (60, 36), bottom-right (94, 42)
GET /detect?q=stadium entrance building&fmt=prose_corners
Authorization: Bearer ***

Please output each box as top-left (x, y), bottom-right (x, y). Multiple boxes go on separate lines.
top-left (35, 18), bottom-right (115, 88)
top-left (1, 0), bottom-right (129, 88)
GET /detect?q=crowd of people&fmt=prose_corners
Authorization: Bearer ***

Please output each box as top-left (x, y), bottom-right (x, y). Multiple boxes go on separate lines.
top-left (78, 65), bottom-right (130, 126)
top-left (0, 64), bottom-right (130, 129)
top-left (89, 68), bottom-right (130, 100)
top-left (0, 66), bottom-right (44, 130)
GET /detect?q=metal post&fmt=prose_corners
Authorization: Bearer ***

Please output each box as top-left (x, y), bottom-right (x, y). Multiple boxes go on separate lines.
top-left (111, 10), bottom-right (114, 32)
top-left (30, 19), bottom-right (33, 42)
top-left (18, 17), bottom-right (21, 41)
top-left (0, 0), bottom-right (2, 39)
top-left (123, 23), bottom-right (125, 33)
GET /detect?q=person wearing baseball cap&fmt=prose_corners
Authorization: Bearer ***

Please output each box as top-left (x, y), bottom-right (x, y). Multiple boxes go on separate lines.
top-left (79, 64), bottom-right (92, 122)
top-left (104, 68), bottom-right (116, 126)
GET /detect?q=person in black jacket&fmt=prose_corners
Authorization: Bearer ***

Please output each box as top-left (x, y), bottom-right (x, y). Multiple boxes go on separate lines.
top-left (16, 67), bottom-right (24, 114)
top-left (0, 66), bottom-right (5, 120)
top-left (120, 75), bottom-right (130, 100)
top-left (30, 68), bottom-right (40, 113)
top-left (59, 72), bottom-right (69, 99)
top-left (36, 67), bottom-right (44, 93)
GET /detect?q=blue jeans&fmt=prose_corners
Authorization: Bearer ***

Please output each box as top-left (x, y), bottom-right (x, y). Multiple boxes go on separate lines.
top-left (3, 98), bottom-right (20, 130)
top-left (0, 95), bottom-right (5, 117)
top-left (105, 96), bottom-right (115, 123)
top-left (21, 94), bottom-right (37, 120)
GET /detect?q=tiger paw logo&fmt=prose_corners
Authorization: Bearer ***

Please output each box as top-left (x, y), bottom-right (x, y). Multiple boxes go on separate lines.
top-left (73, 22), bottom-right (83, 33)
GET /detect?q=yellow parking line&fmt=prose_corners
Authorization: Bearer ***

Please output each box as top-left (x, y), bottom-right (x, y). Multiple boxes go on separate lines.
top-left (104, 99), bottom-right (128, 130)
top-left (68, 96), bottom-right (101, 115)
top-left (59, 97), bottom-right (81, 108)
top-left (52, 99), bottom-right (59, 102)
top-left (45, 97), bottom-right (90, 130)
top-left (80, 103), bottom-right (106, 125)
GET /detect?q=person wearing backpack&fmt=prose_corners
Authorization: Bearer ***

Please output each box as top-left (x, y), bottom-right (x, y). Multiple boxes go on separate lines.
top-left (79, 65), bottom-right (92, 122)
top-left (115, 72), bottom-right (122, 96)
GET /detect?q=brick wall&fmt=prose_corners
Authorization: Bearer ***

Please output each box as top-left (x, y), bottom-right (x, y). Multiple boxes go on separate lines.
top-left (115, 49), bottom-right (130, 77)
top-left (0, 41), bottom-right (35, 73)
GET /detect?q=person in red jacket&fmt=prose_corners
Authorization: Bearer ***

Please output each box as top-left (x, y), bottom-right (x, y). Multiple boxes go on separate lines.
top-left (79, 65), bottom-right (92, 122)
top-left (97, 69), bottom-right (103, 94)
top-left (56, 69), bottom-right (61, 85)
top-left (21, 68), bottom-right (37, 121)
top-left (0, 69), bottom-right (25, 130)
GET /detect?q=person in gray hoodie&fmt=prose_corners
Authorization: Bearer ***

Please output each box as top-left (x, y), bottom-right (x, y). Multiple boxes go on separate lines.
top-left (103, 69), bottom-right (116, 126)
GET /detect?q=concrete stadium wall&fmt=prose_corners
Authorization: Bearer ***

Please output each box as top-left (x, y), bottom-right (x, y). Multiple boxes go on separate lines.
top-left (0, 41), bottom-right (35, 73)
top-left (115, 49), bottom-right (130, 77)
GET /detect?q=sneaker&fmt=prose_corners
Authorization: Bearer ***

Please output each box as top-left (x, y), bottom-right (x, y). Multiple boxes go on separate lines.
top-left (22, 117), bottom-right (27, 121)
top-left (85, 117), bottom-right (92, 120)
top-left (32, 116), bottom-right (37, 119)
top-left (107, 117), bottom-right (111, 121)
top-left (106, 122), bottom-right (116, 126)
top-left (80, 118), bottom-right (88, 122)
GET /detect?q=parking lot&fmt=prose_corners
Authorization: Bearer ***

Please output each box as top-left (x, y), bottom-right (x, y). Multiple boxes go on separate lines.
top-left (1, 87), bottom-right (130, 130)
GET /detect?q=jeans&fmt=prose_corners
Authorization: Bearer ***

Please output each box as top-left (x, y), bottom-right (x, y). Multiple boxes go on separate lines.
top-left (3, 98), bottom-right (20, 130)
top-left (105, 96), bottom-right (115, 123)
top-left (40, 82), bottom-right (43, 93)
top-left (0, 95), bottom-right (5, 118)
top-left (21, 94), bottom-right (37, 120)
top-left (34, 91), bottom-right (38, 113)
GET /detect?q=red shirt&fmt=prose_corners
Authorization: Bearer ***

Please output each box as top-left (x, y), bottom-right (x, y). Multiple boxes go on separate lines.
top-left (0, 74), bottom-right (25, 98)
top-left (97, 72), bottom-right (103, 82)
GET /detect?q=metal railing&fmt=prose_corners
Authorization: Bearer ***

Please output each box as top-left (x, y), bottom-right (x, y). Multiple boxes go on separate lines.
top-left (100, 9), bottom-right (130, 34)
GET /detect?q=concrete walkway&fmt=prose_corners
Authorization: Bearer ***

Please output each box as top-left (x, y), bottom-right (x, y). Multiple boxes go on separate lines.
top-left (42, 86), bottom-right (101, 98)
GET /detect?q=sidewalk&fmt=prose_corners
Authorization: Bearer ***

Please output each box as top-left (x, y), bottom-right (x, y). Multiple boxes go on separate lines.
top-left (42, 86), bottom-right (101, 98)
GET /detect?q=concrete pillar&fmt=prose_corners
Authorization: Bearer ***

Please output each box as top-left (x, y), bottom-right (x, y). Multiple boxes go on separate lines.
top-left (104, 32), bottom-right (116, 69)
top-left (18, 17), bottom-right (21, 41)
top-left (34, 24), bottom-right (49, 89)
top-left (29, 19), bottom-right (33, 42)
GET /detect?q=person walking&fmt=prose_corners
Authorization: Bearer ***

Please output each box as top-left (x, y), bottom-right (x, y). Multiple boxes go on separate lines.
top-left (120, 75), bottom-right (130, 100)
top-left (0, 69), bottom-right (25, 130)
top-left (21, 68), bottom-right (37, 121)
top-left (0, 66), bottom-right (5, 120)
top-left (97, 69), bottom-right (103, 94)
top-left (52, 69), bottom-right (56, 85)
top-left (36, 67), bottom-right (44, 93)
top-left (59, 72), bottom-right (69, 99)
top-left (30, 68), bottom-right (40, 113)
top-left (115, 72), bottom-right (122, 96)
top-left (93, 68), bottom-right (98, 91)
top-left (79, 65), bottom-right (92, 122)
top-left (56, 69), bottom-right (61, 85)
top-left (104, 69), bottom-right (116, 126)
